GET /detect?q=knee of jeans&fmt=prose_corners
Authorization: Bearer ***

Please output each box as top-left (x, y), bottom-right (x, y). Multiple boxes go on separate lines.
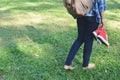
top-left (77, 37), bottom-right (84, 42)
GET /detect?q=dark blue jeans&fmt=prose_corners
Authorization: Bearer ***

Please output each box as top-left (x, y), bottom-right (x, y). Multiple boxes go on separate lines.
top-left (65, 16), bottom-right (99, 67)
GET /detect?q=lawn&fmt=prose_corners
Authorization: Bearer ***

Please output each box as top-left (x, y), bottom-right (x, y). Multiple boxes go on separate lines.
top-left (0, 0), bottom-right (120, 80)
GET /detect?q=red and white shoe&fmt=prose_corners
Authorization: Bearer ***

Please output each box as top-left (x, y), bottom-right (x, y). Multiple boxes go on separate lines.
top-left (93, 28), bottom-right (102, 44)
top-left (97, 28), bottom-right (109, 46)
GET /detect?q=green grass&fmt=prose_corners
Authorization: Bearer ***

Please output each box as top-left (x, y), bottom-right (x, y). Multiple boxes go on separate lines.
top-left (0, 0), bottom-right (120, 80)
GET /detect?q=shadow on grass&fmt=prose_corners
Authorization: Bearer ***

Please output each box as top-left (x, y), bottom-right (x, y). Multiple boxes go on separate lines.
top-left (0, 26), bottom-right (49, 79)
top-left (107, 0), bottom-right (120, 10)
top-left (0, 0), bottom-right (63, 14)
top-left (0, 25), bottom-right (81, 79)
top-left (106, 0), bottom-right (120, 21)
top-left (0, 27), bottom-right (37, 79)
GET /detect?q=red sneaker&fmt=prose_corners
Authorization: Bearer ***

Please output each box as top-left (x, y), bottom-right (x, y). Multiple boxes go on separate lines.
top-left (93, 28), bottom-right (102, 44)
top-left (97, 28), bottom-right (109, 46)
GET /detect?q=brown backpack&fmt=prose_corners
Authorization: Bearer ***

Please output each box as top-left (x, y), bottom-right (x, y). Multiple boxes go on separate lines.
top-left (63, 0), bottom-right (94, 17)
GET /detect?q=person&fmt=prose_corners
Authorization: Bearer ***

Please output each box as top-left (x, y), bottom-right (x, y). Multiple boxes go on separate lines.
top-left (64, 0), bottom-right (107, 70)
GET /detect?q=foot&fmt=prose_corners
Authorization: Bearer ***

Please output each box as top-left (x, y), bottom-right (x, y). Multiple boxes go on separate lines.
top-left (83, 63), bottom-right (95, 70)
top-left (64, 65), bottom-right (75, 70)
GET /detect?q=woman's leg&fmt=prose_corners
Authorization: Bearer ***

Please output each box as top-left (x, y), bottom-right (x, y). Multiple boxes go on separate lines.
top-left (82, 17), bottom-right (99, 67)
top-left (65, 17), bottom-right (86, 67)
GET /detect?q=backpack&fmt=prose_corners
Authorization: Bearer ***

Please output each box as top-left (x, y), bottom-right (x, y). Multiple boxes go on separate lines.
top-left (63, 0), bottom-right (94, 17)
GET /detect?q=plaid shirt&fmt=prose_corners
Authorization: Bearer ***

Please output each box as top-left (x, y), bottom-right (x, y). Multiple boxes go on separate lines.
top-left (85, 0), bottom-right (106, 23)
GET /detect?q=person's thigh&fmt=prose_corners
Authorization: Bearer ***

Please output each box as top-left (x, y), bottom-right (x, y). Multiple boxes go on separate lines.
top-left (77, 17), bottom-right (86, 40)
